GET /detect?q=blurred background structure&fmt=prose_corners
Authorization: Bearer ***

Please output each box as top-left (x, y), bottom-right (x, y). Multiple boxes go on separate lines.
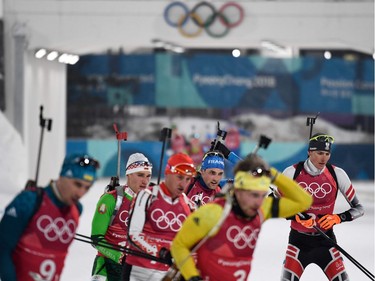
top-left (0, 0), bottom-right (373, 187)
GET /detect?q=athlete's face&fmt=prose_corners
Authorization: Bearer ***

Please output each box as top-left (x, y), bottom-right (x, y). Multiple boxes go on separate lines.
top-left (57, 177), bottom-right (92, 205)
top-left (165, 173), bottom-right (193, 200)
top-left (234, 189), bottom-right (268, 218)
top-left (308, 150), bottom-right (331, 170)
top-left (127, 171), bottom-right (152, 193)
top-left (200, 168), bottom-right (224, 190)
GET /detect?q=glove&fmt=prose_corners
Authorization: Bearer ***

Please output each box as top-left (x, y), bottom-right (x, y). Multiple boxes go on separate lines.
top-left (159, 247), bottom-right (173, 265)
top-left (318, 214), bottom-right (341, 230)
top-left (187, 277), bottom-right (203, 281)
top-left (211, 141), bottom-right (230, 158)
top-left (105, 176), bottom-right (119, 192)
top-left (295, 214), bottom-right (315, 228)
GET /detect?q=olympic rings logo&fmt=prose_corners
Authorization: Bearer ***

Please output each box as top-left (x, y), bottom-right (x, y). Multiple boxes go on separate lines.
top-left (190, 194), bottom-right (211, 205)
top-left (299, 181), bottom-right (333, 199)
top-left (36, 215), bottom-right (76, 244)
top-left (226, 225), bottom-right (259, 250)
top-left (164, 1), bottom-right (245, 38)
top-left (151, 208), bottom-right (186, 232)
top-left (118, 210), bottom-right (130, 226)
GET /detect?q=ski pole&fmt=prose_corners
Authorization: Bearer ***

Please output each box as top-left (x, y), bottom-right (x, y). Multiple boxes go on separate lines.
top-left (306, 112), bottom-right (320, 139)
top-left (252, 134), bottom-right (272, 154)
top-left (74, 233), bottom-right (170, 264)
top-left (157, 127), bottom-right (172, 185)
top-left (113, 123), bottom-right (128, 179)
top-left (210, 121), bottom-right (227, 151)
top-left (25, 105), bottom-right (53, 190)
top-left (105, 123), bottom-right (127, 192)
top-left (298, 213), bottom-right (375, 280)
top-left (218, 134), bottom-right (272, 196)
top-left (35, 105), bottom-right (53, 185)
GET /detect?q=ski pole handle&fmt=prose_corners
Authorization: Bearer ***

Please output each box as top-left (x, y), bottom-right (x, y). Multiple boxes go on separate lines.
top-left (210, 121), bottom-right (227, 151)
top-left (252, 135), bottom-right (272, 154)
top-left (112, 123), bottom-right (127, 181)
top-left (39, 105), bottom-right (53, 131)
top-left (113, 123), bottom-right (128, 141)
top-left (306, 112), bottom-right (320, 139)
top-left (35, 105), bottom-right (53, 185)
top-left (157, 127), bottom-right (172, 185)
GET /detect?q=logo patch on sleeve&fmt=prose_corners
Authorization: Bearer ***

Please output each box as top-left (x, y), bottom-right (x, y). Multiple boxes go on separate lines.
top-left (98, 203), bottom-right (107, 214)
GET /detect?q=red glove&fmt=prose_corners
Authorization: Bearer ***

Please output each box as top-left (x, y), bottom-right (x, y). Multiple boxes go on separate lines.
top-left (318, 214), bottom-right (341, 230)
top-left (295, 214), bottom-right (315, 228)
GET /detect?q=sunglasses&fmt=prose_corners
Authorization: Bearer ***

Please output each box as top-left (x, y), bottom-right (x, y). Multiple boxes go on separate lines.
top-left (169, 163), bottom-right (196, 176)
top-left (309, 134), bottom-right (334, 144)
top-left (202, 151), bottom-right (225, 161)
top-left (75, 157), bottom-right (100, 169)
top-left (249, 167), bottom-right (270, 177)
top-left (126, 161), bottom-right (153, 170)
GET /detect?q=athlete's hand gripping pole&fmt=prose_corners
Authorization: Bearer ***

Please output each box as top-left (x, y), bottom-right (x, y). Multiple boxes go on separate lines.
top-left (157, 127), bottom-right (172, 185)
top-left (297, 213), bottom-right (374, 280)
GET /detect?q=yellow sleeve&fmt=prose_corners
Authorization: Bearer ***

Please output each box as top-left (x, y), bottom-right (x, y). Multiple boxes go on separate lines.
top-left (262, 168), bottom-right (313, 219)
top-left (170, 203), bottom-right (224, 280)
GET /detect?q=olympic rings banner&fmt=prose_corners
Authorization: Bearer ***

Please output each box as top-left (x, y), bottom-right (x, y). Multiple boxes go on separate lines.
top-left (163, 1), bottom-right (245, 38)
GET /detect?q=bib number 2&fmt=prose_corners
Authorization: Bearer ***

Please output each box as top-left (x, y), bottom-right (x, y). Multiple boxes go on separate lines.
top-left (233, 269), bottom-right (247, 281)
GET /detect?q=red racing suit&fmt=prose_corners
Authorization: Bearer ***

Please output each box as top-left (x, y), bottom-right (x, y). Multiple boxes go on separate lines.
top-left (186, 178), bottom-right (220, 206)
top-left (126, 183), bottom-right (191, 271)
top-left (281, 159), bottom-right (364, 281)
top-left (13, 192), bottom-right (79, 281)
top-left (196, 198), bottom-right (261, 280)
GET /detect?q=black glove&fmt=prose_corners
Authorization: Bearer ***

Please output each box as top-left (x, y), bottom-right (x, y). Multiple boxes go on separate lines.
top-left (211, 141), bottom-right (230, 159)
top-left (159, 247), bottom-right (173, 265)
top-left (105, 176), bottom-right (119, 192)
top-left (187, 277), bottom-right (203, 281)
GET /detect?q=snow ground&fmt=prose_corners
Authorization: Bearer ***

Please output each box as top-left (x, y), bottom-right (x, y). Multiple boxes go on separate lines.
top-left (57, 179), bottom-right (373, 281)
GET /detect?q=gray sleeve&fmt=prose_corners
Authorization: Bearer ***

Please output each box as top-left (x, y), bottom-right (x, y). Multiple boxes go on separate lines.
top-left (335, 167), bottom-right (364, 221)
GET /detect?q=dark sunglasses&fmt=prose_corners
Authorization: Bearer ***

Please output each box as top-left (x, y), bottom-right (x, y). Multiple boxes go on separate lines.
top-left (202, 151), bottom-right (225, 161)
top-left (309, 134), bottom-right (334, 144)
